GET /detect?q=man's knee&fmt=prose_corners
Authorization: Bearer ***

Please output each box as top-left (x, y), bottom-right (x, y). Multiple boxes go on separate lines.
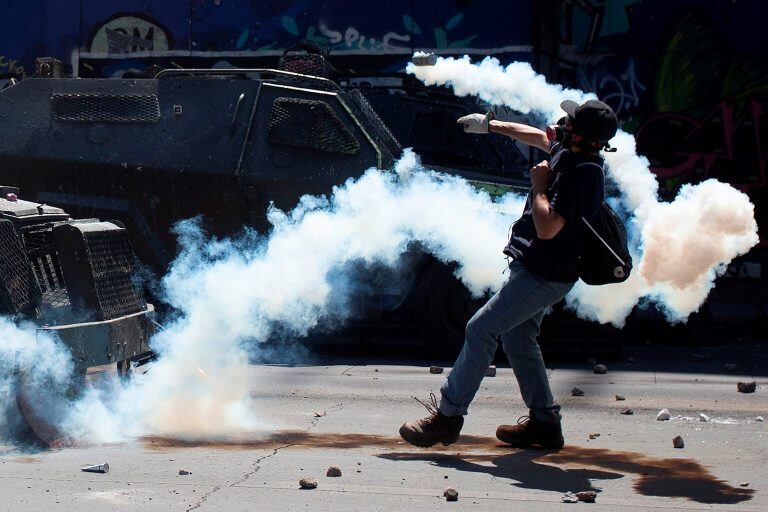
top-left (465, 315), bottom-right (496, 350)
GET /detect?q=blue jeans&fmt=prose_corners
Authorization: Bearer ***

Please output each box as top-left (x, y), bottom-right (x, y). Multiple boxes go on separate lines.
top-left (438, 261), bottom-right (574, 424)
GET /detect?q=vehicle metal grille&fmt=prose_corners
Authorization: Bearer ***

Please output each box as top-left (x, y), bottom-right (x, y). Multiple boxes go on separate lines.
top-left (52, 93), bottom-right (161, 123)
top-left (0, 219), bottom-right (41, 315)
top-left (349, 89), bottom-right (402, 155)
top-left (82, 229), bottom-right (146, 319)
top-left (267, 97), bottom-right (360, 155)
top-left (278, 52), bottom-right (331, 78)
top-left (20, 225), bottom-right (70, 309)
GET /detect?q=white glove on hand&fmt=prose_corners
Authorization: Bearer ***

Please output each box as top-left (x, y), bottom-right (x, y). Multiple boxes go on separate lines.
top-left (456, 111), bottom-right (494, 134)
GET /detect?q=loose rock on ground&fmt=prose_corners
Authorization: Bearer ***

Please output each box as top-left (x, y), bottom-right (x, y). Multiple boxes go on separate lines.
top-left (593, 364), bottom-right (608, 374)
top-left (429, 366), bottom-right (444, 374)
top-left (178, 469), bottom-right (192, 476)
top-left (299, 477), bottom-right (318, 489)
top-left (571, 387), bottom-right (585, 397)
top-left (615, 394), bottom-right (625, 401)
top-left (485, 365), bottom-right (496, 377)
top-left (673, 435), bottom-right (685, 448)
top-left (576, 491), bottom-right (597, 503)
top-left (562, 491), bottom-right (578, 503)
top-left (737, 381), bottom-right (757, 393)
top-left (326, 465), bottom-right (342, 477)
top-left (620, 408), bottom-right (633, 415)
top-left (657, 408), bottom-right (671, 421)
top-left (443, 488), bottom-right (459, 501)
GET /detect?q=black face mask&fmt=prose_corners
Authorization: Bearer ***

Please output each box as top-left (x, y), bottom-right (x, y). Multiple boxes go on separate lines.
top-left (547, 116), bottom-right (571, 145)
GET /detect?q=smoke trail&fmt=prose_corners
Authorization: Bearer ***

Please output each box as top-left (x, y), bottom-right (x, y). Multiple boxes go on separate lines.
top-left (63, 150), bottom-right (525, 441)
top-left (408, 55), bottom-right (759, 324)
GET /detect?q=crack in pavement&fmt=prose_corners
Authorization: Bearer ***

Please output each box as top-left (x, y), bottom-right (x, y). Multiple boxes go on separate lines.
top-left (186, 484), bottom-right (220, 511)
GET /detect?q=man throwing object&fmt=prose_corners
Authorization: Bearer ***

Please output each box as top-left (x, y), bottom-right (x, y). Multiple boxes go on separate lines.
top-left (400, 99), bottom-right (619, 449)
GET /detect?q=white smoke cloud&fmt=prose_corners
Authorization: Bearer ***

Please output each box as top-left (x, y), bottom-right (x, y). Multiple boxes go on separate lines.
top-left (64, 151), bottom-right (525, 442)
top-left (408, 54), bottom-right (759, 325)
top-left (0, 318), bottom-right (72, 443)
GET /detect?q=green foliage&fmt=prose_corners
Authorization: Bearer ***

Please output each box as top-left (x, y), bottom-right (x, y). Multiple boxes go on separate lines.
top-left (445, 12), bottom-right (464, 30)
top-left (402, 14), bottom-right (421, 35)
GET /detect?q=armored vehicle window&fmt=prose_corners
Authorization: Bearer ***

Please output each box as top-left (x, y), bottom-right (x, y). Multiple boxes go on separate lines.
top-left (267, 97), bottom-right (360, 155)
top-left (52, 93), bottom-right (160, 123)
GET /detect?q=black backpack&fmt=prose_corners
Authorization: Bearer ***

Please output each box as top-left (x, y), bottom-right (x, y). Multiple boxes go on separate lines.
top-left (579, 202), bottom-right (632, 285)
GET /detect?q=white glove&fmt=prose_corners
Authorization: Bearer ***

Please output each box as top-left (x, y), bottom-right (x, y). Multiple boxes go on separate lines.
top-left (457, 111), bottom-right (494, 134)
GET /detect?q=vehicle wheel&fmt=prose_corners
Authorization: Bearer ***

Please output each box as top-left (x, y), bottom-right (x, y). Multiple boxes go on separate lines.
top-left (15, 371), bottom-right (79, 448)
top-left (414, 262), bottom-right (485, 360)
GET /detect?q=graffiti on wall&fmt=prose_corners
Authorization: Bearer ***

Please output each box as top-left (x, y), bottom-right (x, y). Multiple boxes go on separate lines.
top-left (88, 14), bottom-right (173, 54)
top-left (0, 54), bottom-right (25, 78)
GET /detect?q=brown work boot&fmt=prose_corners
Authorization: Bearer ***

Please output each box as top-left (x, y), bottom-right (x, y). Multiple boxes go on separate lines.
top-left (496, 411), bottom-right (564, 449)
top-left (399, 393), bottom-right (464, 447)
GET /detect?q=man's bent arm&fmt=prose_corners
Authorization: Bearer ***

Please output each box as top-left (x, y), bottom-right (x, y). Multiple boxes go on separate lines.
top-left (489, 120), bottom-right (550, 153)
top-left (531, 191), bottom-right (566, 240)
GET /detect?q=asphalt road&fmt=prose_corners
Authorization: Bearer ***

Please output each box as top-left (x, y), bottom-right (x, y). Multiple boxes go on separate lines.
top-left (0, 350), bottom-right (765, 511)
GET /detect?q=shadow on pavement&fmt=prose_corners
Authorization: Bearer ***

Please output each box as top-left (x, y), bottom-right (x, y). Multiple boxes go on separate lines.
top-left (142, 431), bottom-right (754, 504)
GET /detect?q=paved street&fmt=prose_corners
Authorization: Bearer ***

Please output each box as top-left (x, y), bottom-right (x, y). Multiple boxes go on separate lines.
top-left (0, 349), bottom-right (765, 511)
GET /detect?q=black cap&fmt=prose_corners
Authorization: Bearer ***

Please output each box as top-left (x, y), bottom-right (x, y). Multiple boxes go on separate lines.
top-left (560, 99), bottom-right (618, 142)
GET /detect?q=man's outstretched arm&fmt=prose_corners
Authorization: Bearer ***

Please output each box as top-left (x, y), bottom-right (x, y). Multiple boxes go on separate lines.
top-left (456, 113), bottom-right (551, 153)
top-left (489, 120), bottom-right (551, 153)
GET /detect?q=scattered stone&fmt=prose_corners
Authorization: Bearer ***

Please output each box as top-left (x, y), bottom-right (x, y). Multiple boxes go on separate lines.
top-left (740, 482), bottom-right (750, 487)
top-left (756, 416), bottom-right (764, 422)
top-left (737, 381), bottom-right (757, 393)
top-left (313, 411), bottom-right (326, 418)
top-left (593, 364), bottom-right (608, 374)
top-left (724, 363), bottom-right (739, 371)
top-left (571, 387), bottom-right (585, 397)
top-left (589, 432), bottom-right (600, 440)
top-left (657, 409), bottom-right (671, 421)
top-left (673, 435), bottom-right (685, 449)
top-left (429, 366), bottom-right (444, 374)
top-left (299, 477), bottom-right (318, 490)
top-left (562, 491), bottom-right (579, 503)
top-left (698, 413), bottom-right (710, 422)
top-left (615, 394), bottom-right (625, 401)
top-left (443, 487), bottom-right (459, 501)
top-left (620, 408), bottom-right (633, 415)
top-left (576, 491), bottom-right (597, 503)
top-left (326, 465), bottom-right (342, 477)
top-left (178, 469), bottom-right (192, 476)
top-left (81, 463), bottom-right (109, 474)
top-left (485, 365), bottom-right (497, 377)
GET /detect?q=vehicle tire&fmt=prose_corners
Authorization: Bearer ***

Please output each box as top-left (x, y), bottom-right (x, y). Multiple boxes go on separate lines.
top-left (414, 262), bottom-right (485, 360)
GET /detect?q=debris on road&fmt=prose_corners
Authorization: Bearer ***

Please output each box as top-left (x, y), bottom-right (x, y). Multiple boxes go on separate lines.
top-left (615, 394), bottom-right (625, 401)
top-left (724, 363), bottom-right (739, 371)
top-left (576, 491), bottom-right (597, 503)
top-left (313, 411), bottom-right (326, 417)
top-left (589, 432), bottom-right (600, 440)
top-left (657, 409), bottom-right (671, 421)
top-left (756, 416), bottom-right (764, 422)
top-left (698, 413), bottom-right (710, 422)
top-left (737, 381), bottom-right (757, 393)
top-left (81, 463), bottom-right (109, 474)
top-left (673, 435), bottom-right (685, 448)
top-left (326, 465), bottom-right (342, 477)
top-left (571, 387), bottom-right (585, 396)
top-left (740, 482), bottom-right (750, 487)
top-left (485, 365), bottom-right (496, 377)
top-left (443, 487), bottom-right (459, 501)
top-left (620, 408), bottom-right (633, 415)
top-left (299, 477), bottom-right (318, 489)
top-left (562, 491), bottom-right (579, 503)
top-left (178, 469), bottom-right (192, 476)
top-left (429, 366), bottom-right (444, 374)
top-left (593, 364), bottom-right (608, 374)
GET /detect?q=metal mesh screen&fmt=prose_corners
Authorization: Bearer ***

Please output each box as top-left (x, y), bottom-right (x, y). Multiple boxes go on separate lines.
top-left (21, 226), bottom-right (70, 309)
top-left (52, 93), bottom-right (161, 123)
top-left (278, 52), bottom-right (331, 78)
top-left (267, 97), bottom-right (360, 155)
top-left (34, 57), bottom-right (67, 78)
top-left (82, 229), bottom-right (146, 320)
top-left (0, 220), bottom-right (41, 314)
top-left (349, 89), bottom-right (402, 154)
